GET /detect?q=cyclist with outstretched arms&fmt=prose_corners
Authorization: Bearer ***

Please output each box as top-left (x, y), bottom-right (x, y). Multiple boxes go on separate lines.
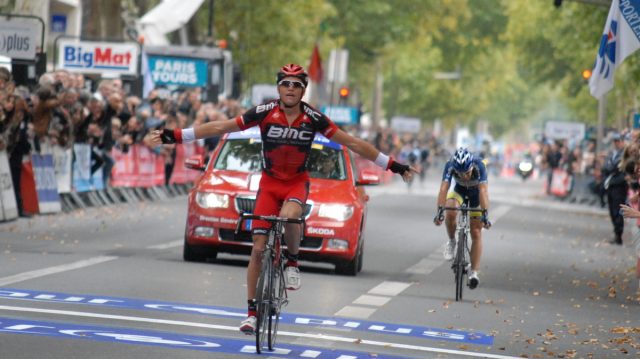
top-left (433, 148), bottom-right (491, 289)
top-left (150, 64), bottom-right (417, 334)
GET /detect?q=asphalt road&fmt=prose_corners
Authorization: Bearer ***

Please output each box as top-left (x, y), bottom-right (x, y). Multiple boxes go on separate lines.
top-left (0, 172), bottom-right (638, 358)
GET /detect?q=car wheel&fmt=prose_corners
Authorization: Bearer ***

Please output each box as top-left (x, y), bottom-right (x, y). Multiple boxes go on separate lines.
top-left (356, 241), bottom-right (364, 273)
top-left (335, 241), bottom-right (360, 276)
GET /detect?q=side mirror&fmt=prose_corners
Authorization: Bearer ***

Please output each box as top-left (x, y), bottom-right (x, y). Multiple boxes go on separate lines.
top-left (185, 155), bottom-right (206, 172)
top-left (356, 169), bottom-right (380, 186)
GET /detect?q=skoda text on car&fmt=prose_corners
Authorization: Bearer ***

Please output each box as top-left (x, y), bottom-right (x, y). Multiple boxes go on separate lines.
top-left (182, 127), bottom-right (379, 275)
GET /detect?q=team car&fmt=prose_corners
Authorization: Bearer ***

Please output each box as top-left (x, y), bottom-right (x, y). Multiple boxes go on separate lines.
top-left (182, 127), bottom-right (380, 275)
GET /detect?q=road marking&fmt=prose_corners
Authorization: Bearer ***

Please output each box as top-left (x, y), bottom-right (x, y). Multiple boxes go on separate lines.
top-left (334, 306), bottom-right (377, 318)
top-left (491, 205), bottom-right (510, 223)
top-left (334, 281), bottom-right (412, 319)
top-left (368, 281), bottom-right (411, 296)
top-left (405, 256), bottom-right (443, 275)
top-left (352, 294), bottom-right (391, 307)
top-left (147, 240), bottom-right (182, 250)
top-left (0, 305), bottom-right (521, 359)
top-left (0, 256), bottom-right (118, 286)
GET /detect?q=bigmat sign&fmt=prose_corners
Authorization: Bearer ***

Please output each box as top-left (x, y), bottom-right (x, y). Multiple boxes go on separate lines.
top-left (57, 39), bottom-right (139, 75)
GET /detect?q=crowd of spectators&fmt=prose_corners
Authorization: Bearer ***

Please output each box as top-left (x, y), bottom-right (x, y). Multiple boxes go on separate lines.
top-left (538, 129), bottom-right (640, 247)
top-left (0, 67), bottom-right (242, 217)
top-left (0, 66), bottom-right (452, 218)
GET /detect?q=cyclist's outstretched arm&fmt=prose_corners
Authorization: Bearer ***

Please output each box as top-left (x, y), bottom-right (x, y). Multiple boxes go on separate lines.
top-left (330, 129), bottom-right (418, 180)
top-left (150, 118), bottom-right (241, 145)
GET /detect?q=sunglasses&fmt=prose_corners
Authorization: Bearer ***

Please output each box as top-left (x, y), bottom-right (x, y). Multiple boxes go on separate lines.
top-left (278, 80), bottom-right (306, 89)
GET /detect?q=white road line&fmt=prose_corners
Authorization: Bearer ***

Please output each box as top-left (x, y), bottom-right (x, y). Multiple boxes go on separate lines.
top-left (0, 305), bottom-right (521, 359)
top-left (0, 256), bottom-right (118, 287)
top-left (490, 205), bottom-right (510, 223)
top-left (333, 306), bottom-right (377, 319)
top-left (352, 294), bottom-right (391, 307)
top-left (367, 281), bottom-right (412, 296)
top-left (404, 256), bottom-right (443, 275)
top-left (147, 240), bottom-right (183, 250)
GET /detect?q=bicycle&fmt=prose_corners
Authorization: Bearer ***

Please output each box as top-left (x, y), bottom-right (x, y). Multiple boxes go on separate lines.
top-left (235, 212), bottom-right (305, 354)
top-left (442, 202), bottom-right (474, 302)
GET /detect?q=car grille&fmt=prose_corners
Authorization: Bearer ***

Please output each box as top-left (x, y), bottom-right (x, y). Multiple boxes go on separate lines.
top-left (218, 229), bottom-right (323, 250)
top-left (234, 196), bottom-right (313, 217)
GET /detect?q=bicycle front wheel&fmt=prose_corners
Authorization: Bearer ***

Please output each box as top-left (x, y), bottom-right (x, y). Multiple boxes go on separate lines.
top-left (255, 249), bottom-right (273, 354)
top-left (268, 264), bottom-right (285, 350)
top-left (454, 233), bottom-right (466, 301)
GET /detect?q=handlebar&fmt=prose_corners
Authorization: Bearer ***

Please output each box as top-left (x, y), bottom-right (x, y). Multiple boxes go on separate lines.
top-left (442, 207), bottom-right (484, 212)
top-left (234, 213), bottom-right (305, 235)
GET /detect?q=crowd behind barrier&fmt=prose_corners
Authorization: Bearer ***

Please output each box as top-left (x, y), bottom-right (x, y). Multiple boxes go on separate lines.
top-left (0, 67), bottom-right (449, 221)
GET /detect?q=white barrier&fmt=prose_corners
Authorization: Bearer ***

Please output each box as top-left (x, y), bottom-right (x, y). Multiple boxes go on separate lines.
top-left (0, 151), bottom-right (18, 221)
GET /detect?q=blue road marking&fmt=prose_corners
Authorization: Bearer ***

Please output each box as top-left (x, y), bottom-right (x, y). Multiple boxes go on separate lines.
top-left (0, 288), bottom-right (493, 345)
top-left (0, 316), bottom-right (410, 358)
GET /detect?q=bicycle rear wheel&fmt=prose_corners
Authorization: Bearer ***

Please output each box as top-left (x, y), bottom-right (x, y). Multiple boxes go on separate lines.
top-left (255, 249), bottom-right (273, 354)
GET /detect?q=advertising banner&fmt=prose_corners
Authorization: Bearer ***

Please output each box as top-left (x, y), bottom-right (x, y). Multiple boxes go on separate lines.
top-left (169, 142), bottom-right (204, 184)
top-left (57, 39), bottom-right (139, 75)
top-left (391, 116), bottom-right (422, 134)
top-left (52, 146), bottom-right (72, 193)
top-left (0, 151), bottom-right (18, 221)
top-left (72, 144), bottom-right (103, 192)
top-left (544, 121), bottom-right (586, 141)
top-left (320, 105), bottom-right (359, 125)
top-left (111, 145), bottom-right (164, 188)
top-left (135, 145), bottom-right (165, 188)
top-left (148, 56), bottom-right (208, 87)
top-left (31, 154), bottom-right (61, 213)
top-left (20, 160), bottom-right (39, 215)
top-left (0, 19), bottom-right (38, 60)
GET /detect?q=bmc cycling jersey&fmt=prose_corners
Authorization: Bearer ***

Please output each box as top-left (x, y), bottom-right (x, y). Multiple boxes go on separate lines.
top-left (442, 157), bottom-right (488, 208)
top-left (235, 100), bottom-right (339, 181)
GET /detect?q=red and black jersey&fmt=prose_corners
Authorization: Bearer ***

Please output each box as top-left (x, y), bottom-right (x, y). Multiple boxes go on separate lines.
top-left (235, 100), bottom-right (339, 181)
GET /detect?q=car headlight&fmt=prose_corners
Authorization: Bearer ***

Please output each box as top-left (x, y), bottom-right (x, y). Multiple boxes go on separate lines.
top-left (318, 204), bottom-right (354, 221)
top-left (195, 192), bottom-right (229, 209)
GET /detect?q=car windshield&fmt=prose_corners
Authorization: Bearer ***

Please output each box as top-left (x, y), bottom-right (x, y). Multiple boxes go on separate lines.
top-left (213, 139), bottom-right (262, 172)
top-left (213, 138), bottom-right (347, 180)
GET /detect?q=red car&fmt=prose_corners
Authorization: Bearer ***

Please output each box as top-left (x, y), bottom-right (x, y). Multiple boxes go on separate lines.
top-left (182, 127), bottom-right (380, 275)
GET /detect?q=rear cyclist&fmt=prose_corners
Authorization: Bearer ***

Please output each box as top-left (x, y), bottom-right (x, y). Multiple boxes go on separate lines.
top-left (150, 63), bottom-right (417, 335)
top-left (433, 148), bottom-right (491, 289)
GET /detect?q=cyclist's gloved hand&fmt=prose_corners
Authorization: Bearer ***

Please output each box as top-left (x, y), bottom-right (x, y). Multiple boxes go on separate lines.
top-left (388, 159), bottom-right (410, 175)
top-left (481, 210), bottom-right (491, 229)
top-left (160, 128), bottom-right (181, 144)
top-left (434, 206), bottom-right (445, 225)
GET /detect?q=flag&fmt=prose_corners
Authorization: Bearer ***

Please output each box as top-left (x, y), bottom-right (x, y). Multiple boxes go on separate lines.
top-left (141, 49), bottom-right (155, 99)
top-left (308, 43), bottom-right (323, 83)
top-left (589, 0), bottom-right (640, 99)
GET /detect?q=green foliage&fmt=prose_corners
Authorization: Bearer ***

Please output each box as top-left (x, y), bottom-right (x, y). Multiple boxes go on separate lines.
top-left (185, 0), bottom-right (639, 138)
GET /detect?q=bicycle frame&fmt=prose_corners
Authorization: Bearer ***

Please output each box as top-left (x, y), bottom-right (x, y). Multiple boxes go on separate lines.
top-left (235, 213), bottom-right (305, 353)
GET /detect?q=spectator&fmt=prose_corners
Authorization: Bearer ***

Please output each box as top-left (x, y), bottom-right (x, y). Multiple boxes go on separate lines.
top-left (601, 133), bottom-right (628, 245)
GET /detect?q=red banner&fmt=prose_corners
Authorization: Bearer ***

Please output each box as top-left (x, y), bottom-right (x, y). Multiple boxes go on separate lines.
top-left (169, 142), bottom-right (204, 184)
top-left (111, 145), bottom-right (165, 188)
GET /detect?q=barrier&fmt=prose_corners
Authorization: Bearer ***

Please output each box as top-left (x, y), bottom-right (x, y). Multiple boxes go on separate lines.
top-left (0, 151), bottom-right (18, 221)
